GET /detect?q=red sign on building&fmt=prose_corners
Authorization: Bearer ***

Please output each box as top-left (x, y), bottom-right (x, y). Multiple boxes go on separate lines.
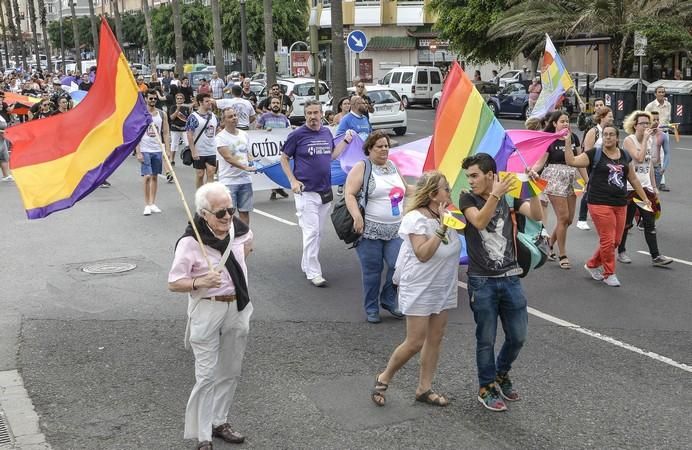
top-left (291, 51), bottom-right (312, 77)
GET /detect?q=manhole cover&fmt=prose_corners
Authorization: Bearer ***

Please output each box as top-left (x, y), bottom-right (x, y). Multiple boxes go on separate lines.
top-left (81, 262), bottom-right (137, 274)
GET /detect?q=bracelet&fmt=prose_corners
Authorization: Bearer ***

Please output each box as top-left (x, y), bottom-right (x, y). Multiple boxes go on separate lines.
top-left (191, 278), bottom-right (197, 290)
top-left (490, 193), bottom-right (501, 201)
top-left (435, 229), bottom-right (449, 245)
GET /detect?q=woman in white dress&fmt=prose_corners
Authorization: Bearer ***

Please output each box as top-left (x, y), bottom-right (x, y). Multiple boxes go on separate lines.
top-left (371, 171), bottom-right (460, 407)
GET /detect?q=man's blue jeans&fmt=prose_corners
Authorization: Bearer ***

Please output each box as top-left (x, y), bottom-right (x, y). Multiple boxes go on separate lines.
top-left (355, 237), bottom-right (402, 316)
top-left (468, 275), bottom-right (528, 387)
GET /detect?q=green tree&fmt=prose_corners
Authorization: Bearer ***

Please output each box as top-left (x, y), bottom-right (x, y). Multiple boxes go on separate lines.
top-left (427, 0), bottom-right (518, 64)
top-left (121, 11), bottom-right (147, 49)
top-left (219, 0), bottom-right (309, 61)
top-left (488, 0), bottom-right (692, 76)
top-left (142, 0), bottom-right (157, 65)
top-left (152, 1), bottom-right (211, 60)
top-left (263, 0), bottom-right (275, 84)
top-left (330, 0), bottom-right (346, 99)
top-left (171, 0), bottom-right (184, 76)
top-left (48, 17), bottom-right (94, 52)
top-left (38, 0), bottom-right (52, 70)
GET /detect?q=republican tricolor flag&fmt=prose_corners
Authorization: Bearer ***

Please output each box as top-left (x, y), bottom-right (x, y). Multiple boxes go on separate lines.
top-left (7, 19), bottom-right (150, 219)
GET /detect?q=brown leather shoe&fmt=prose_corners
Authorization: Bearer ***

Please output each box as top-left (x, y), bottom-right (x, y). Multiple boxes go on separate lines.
top-left (212, 423), bottom-right (245, 444)
top-left (196, 441), bottom-right (213, 450)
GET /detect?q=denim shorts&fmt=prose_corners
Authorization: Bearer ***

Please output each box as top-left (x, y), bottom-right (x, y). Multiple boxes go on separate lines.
top-left (226, 183), bottom-right (254, 212)
top-left (140, 152), bottom-right (162, 176)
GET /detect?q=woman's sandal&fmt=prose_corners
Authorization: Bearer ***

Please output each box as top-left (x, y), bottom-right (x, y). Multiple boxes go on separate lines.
top-left (559, 255), bottom-right (571, 269)
top-left (371, 374), bottom-right (388, 407)
top-left (415, 389), bottom-right (449, 407)
top-left (547, 243), bottom-right (557, 261)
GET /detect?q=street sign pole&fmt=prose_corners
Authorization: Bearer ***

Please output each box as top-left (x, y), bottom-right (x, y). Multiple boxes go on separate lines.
top-left (346, 30), bottom-right (368, 84)
top-left (634, 32), bottom-right (647, 109)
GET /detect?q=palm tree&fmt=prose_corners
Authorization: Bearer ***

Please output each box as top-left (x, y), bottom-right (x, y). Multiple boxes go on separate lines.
top-left (11, 0), bottom-right (27, 70)
top-left (112, 0), bottom-right (124, 44)
top-left (37, 0), bottom-right (52, 71)
top-left (87, 0), bottom-right (98, 57)
top-left (210, 0), bottom-right (223, 76)
top-left (263, 0), bottom-right (276, 86)
top-left (26, 0), bottom-right (41, 70)
top-left (142, 0), bottom-right (157, 66)
top-left (0, 0), bottom-right (10, 69)
top-left (489, 0), bottom-right (691, 77)
top-left (4, 0), bottom-right (18, 68)
top-left (330, 0), bottom-right (346, 100)
top-left (69, 0), bottom-right (81, 72)
top-left (171, 0), bottom-right (184, 78)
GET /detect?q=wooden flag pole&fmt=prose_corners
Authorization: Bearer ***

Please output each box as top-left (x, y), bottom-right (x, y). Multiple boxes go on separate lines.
top-left (151, 123), bottom-right (213, 270)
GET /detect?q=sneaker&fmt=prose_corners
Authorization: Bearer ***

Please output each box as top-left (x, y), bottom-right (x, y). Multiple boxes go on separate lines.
top-left (584, 264), bottom-right (604, 281)
top-left (603, 274), bottom-right (621, 287)
top-left (380, 303), bottom-right (404, 319)
top-left (366, 313), bottom-right (382, 324)
top-left (652, 255), bottom-right (673, 267)
top-left (495, 373), bottom-right (520, 402)
top-left (142, 205), bottom-right (152, 216)
top-left (270, 192), bottom-right (277, 201)
top-left (1, 174), bottom-right (13, 182)
top-left (149, 204), bottom-right (162, 213)
top-left (310, 275), bottom-right (327, 287)
top-left (336, 185), bottom-right (344, 196)
top-left (617, 252), bottom-right (632, 264)
top-left (477, 384), bottom-right (507, 412)
top-left (576, 220), bottom-right (590, 230)
top-left (660, 184), bottom-right (670, 192)
top-left (277, 188), bottom-right (289, 198)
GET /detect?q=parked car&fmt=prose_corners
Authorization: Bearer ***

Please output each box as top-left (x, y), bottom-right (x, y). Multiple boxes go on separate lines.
top-left (487, 81), bottom-right (530, 118)
top-left (250, 72), bottom-right (266, 84)
top-left (432, 81), bottom-right (499, 109)
top-left (328, 86), bottom-right (408, 136)
top-left (130, 63), bottom-right (151, 77)
top-left (259, 77), bottom-right (331, 123)
top-left (498, 69), bottom-right (523, 87)
top-left (379, 65), bottom-right (443, 108)
top-left (189, 70), bottom-right (213, 91)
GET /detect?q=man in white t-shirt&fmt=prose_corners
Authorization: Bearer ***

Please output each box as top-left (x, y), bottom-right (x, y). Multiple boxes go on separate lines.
top-left (216, 108), bottom-right (256, 225)
top-left (186, 93), bottom-right (219, 188)
top-left (216, 85), bottom-right (256, 130)
top-left (136, 90), bottom-right (171, 215)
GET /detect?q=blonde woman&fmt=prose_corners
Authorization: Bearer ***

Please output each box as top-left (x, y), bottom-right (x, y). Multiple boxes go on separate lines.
top-left (371, 171), bottom-right (460, 408)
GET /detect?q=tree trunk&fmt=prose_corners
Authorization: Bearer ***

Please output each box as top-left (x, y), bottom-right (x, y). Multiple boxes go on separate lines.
top-left (330, 0), bottom-right (346, 100)
top-left (11, 0), bottom-right (27, 70)
top-left (37, 0), bottom-right (51, 72)
top-left (171, 0), bottom-right (184, 78)
top-left (210, 0), bottom-right (223, 76)
top-left (142, 0), bottom-right (156, 66)
top-left (27, 0), bottom-right (41, 70)
top-left (615, 32), bottom-right (629, 78)
top-left (87, 0), bottom-right (98, 57)
top-left (112, 0), bottom-right (123, 44)
top-left (70, 0), bottom-right (81, 72)
top-left (0, 0), bottom-right (11, 69)
top-left (263, 0), bottom-right (276, 86)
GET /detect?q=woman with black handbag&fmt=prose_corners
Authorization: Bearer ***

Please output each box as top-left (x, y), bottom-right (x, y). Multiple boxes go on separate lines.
top-left (344, 131), bottom-right (411, 324)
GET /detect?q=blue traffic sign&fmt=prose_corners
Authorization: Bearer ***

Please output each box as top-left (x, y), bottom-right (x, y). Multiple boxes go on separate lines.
top-left (347, 30), bottom-right (368, 54)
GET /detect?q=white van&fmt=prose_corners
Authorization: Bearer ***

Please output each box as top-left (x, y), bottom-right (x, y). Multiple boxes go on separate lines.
top-left (379, 66), bottom-right (443, 108)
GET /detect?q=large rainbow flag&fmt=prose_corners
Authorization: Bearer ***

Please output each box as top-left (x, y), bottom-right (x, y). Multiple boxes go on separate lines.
top-left (423, 62), bottom-right (514, 203)
top-left (531, 34), bottom-right (575, 119)
top-left (7, 19), bottom-right (150, 219)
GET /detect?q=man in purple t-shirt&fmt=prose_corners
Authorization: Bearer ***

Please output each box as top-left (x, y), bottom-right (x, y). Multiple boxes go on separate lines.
top-left (281, 100), bottom-right (351, 287)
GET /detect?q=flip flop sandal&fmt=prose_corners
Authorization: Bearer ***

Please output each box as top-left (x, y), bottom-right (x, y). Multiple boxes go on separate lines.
top-left (371, 374), bottom-right (388, 407)
top-left (415, 389), bottom-right (449, 407)
top-left (559, 255), bottom-right (571, 269)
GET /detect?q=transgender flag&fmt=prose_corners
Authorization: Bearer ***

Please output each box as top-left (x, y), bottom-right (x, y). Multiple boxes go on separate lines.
top-left (531, 34), bottom-right (575, 119)
top-left (7, 19), bottom-right (150, 219)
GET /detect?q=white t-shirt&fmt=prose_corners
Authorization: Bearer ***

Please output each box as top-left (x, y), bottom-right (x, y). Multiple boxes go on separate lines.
top-left (186, 111), bottom-right (218, 157)
top-left (625, 135), bottom-right (654, 192)
top-left (140, 109), bottom-right (164, 153)
top-left (216, 129), bottom-right (252, 185)
top-left (216, 98), bottom-right (256, 129)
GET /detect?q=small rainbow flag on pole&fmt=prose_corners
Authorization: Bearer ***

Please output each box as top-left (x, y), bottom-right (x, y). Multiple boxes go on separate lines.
top-left (423, 62), bottom-right (515, 204)
top-left (7, 18), bottom-right (150, 219)
top-left (531, 34), bottom-right (575, 119)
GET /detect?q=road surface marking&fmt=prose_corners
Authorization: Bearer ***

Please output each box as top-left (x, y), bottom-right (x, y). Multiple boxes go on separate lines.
top-left (675, 147), bottom-right (692, 151)
top-left (637, 251), bottom-right (692, 266)
top-left (457, 281), bottom-right (691, 373)
top-left (254, 208), bottom-right (297, 226)
top-left (409, 118), bottom-right (430, 122)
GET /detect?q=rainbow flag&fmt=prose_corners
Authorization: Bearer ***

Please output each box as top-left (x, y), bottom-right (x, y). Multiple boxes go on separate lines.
top-left (7, 19), bottom-right (150, 219)
top-left (499, 172), bottom-right (547, 199)
top-left (423, 62), bottom-right (514, 203)
top-left (531, 34), bottom-right (575, 119)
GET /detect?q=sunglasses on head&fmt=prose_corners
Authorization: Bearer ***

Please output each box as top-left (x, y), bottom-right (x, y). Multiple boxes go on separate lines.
top-left (205, 207), bottom-right (235, 219)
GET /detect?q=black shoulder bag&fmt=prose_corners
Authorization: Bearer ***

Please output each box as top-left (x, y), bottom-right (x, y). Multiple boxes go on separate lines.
top-left (181, 113), bottom-right (212, 166)
top-left (331, 159), bottom-right (373, 246)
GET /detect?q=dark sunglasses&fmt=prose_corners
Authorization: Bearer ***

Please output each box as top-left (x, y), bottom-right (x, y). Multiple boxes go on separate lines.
top-left (147, 97), bottom-right (157, 101)
top-left (205, 207), bottom-right (235, 219)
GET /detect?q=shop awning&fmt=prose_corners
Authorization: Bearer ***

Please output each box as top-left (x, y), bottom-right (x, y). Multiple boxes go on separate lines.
top-left (367, 36), bottom-right (417, 51)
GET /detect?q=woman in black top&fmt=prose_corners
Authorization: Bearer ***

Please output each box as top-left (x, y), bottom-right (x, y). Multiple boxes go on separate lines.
top-left (564, 126), bottom-right (650, 287)
top-left (529, 111), bottom-right (587, 269)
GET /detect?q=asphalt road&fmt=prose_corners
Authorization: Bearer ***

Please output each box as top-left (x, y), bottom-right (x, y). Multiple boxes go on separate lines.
top-left (1, 106), bottom-right (691, 449)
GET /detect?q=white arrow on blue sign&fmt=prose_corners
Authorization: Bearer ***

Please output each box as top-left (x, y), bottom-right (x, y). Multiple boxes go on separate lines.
top-left (347, 30), bottom-right (367, 54)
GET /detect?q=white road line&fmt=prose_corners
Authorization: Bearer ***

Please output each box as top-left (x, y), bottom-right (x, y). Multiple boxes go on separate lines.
top-left (675, 147), bottom-right (692, 151)
top-left (254, 208), bottom-right (297, 226)
top-left (457, 280), bottom-right (692, 373)
top-left (409, 118), bottom-right (430, 122)
top-left (637, 251), bottom-right (692, 266)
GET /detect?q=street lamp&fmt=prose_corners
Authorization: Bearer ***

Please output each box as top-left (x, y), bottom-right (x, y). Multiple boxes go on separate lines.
top-left (239, 0), bottom-right (248, 74)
